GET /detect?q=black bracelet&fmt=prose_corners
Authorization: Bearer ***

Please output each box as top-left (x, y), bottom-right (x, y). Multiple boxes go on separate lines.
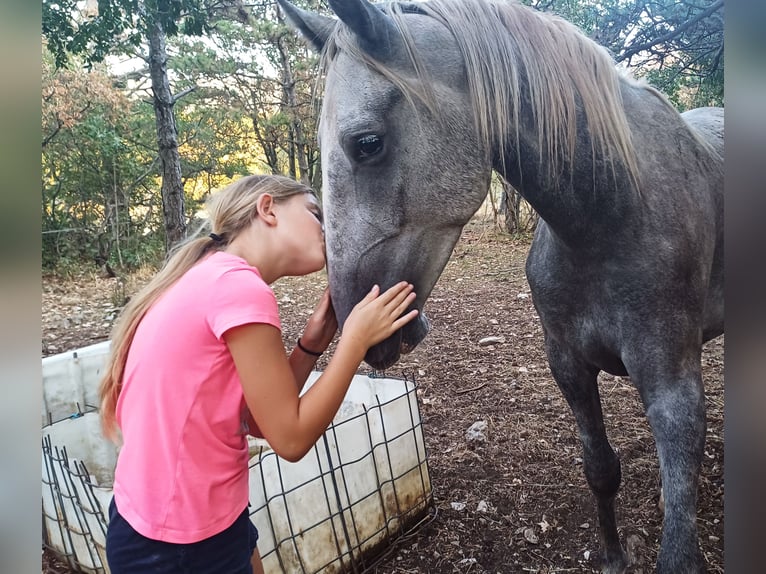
top-left (297, 338), bottom-right (323, 357)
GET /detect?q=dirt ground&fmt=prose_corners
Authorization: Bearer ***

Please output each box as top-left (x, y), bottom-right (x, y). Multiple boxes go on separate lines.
top-left (41, 218), bottom-right (724, 573)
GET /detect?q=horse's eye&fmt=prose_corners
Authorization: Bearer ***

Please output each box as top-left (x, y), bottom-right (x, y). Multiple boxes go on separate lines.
top-left (356, 134), bottom-right (383, 159)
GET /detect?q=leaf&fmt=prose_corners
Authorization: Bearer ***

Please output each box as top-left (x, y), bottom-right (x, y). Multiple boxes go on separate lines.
top-left (523, 527), bottom-right (539, 544)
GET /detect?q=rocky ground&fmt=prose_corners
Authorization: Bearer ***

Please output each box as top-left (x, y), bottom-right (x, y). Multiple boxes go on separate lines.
top-left (42, 218), bottom-right (724, 573)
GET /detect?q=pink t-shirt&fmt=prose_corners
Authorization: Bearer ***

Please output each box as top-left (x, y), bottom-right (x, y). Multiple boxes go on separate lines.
top-left (113, 251), bottom-right (281, 543)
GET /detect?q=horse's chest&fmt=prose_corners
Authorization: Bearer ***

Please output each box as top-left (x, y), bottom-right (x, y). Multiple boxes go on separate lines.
top-left (526, 242), bottom-right (627, 373)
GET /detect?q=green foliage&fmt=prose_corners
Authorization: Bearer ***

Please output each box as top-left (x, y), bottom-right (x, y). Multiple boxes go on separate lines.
top-left (526, 0), bottom-right (724, 110)
top-left (43, 0), bottom-right (142, 68)
top-left (42, 0), bottom-right (252, 271)
top-left (42, 48), bottom-right (165, 272)
top-left (42, 0), bottom-right (219, 68)
top-left (41, 32), bottom-right (259, 274)
top-left (642, 65), bottom-right (724, 110)
top-left (171, 3), bottom-right (322, 184)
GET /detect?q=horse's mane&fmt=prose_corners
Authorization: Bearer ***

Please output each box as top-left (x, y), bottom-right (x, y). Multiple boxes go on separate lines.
top-left (322, 0), bottom-right (644, 190)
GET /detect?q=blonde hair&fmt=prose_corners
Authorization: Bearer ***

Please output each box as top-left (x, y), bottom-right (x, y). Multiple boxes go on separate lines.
top-left (99, 174), bottom-right (314, 441)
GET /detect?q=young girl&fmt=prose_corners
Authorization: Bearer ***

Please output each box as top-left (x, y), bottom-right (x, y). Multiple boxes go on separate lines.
top-left (99, 174), bottom-right (418, 574)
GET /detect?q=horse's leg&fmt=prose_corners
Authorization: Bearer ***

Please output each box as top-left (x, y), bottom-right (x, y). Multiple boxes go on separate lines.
top-left (546, 339), bottom-right (628, 574)
top-left (629, 360), bottom-right (706, 574)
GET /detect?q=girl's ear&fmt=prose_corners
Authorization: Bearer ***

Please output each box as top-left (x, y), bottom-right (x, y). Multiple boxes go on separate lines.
top-left (254, 193), bottom-right (277, 226)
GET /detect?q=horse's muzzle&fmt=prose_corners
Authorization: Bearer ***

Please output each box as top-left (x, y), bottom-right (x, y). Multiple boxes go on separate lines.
top-left (364, 313), bottom-right (430, 370)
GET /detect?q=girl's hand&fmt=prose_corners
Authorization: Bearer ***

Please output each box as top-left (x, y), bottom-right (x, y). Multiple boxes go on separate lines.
top-left (341, 282), bottom-right (418, 352)
top-left (299, 287), bottom-right (338, 354)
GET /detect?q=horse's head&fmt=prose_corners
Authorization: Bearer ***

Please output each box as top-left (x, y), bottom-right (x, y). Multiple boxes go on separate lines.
top-left (279, 0), bottom-right (492, 369)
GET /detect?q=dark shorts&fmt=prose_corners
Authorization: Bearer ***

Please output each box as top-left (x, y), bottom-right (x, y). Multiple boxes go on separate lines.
top-left (106, 498), bottom-right (259, 574)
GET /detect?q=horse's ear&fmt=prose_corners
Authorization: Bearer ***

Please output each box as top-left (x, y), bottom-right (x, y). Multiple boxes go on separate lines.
top-left (277, 0), bottom-right (335, 52)
top-left (326, 0), bottom-right (401, 61)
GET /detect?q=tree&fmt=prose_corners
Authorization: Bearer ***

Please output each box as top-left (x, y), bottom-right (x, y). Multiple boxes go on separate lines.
top-left (172, 4), bottom-right (322, 188)
top-left (42, 47), bottom-right (163, 271)
top-left (497, 178), bottom-right (539, 235)
top-left (528, 0), bottom-right (724, 109)
top-left (43, 0), bottom-right (247, 250)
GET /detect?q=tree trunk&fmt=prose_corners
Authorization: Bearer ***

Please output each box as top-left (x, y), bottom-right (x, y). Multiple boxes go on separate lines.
top-left (148, 19), bottom-right (186, 251)
top-left (309, 151), bottom-right (321, 192)
top-left (277, 28), bottom-right (310, 185)
top-left (499, 180), bottom-right (519, 234)
top-left (499, 179), bottom-right (538, 234)
top-left (287, 127), bottom-right (297, 180)
top-left (250, 109), bottom-right (280, 174)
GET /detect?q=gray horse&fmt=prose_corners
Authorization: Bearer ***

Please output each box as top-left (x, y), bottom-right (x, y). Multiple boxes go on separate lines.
top-left (278, 0), bottom-right (724, 571)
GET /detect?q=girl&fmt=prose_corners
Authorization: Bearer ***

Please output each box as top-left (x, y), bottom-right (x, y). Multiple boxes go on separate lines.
top-left (99, 174), bottom-right (418, 573)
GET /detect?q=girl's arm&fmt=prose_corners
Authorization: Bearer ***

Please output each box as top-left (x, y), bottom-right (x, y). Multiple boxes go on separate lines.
top-left (243, 287), bottom-right (337, 436)
top-left (226, 282), bottom-right (417, 462)
top-left (244, 346), bottom-right (318, 438)
top-left (289, 287), bottom-right (338, 391)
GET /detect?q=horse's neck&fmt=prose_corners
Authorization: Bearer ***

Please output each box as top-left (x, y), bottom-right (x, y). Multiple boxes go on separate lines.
top-left (494, 135), bottom-right (627, 247)
top-left (494, 83), bottom-right (651, 247)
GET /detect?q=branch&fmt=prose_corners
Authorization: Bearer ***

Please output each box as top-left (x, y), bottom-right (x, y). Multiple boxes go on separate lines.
top-left (42, 97), bottom-right (93, 147)
top-left (42, 120), bottom-right (64, 148)
top-left (171, 86), bottom-right (197, 105)
top-left (616, 0), bottom-right (724, 63)
top-left (127, 157), bottom-right (161, 193)
top-left (42, 228), bottom-right (87, 235)
top-left (710, 44), bottom-right (724, 74)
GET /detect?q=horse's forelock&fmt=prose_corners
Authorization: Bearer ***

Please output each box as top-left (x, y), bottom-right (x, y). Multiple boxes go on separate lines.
top-left (322, 0), bottom-right (644, 191)
top-left (320, 6), bottom-right (440, 118)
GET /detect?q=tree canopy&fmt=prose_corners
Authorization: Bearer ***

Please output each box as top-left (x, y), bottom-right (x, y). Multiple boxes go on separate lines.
top-left (528, 0), bottom-right (724, 108)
